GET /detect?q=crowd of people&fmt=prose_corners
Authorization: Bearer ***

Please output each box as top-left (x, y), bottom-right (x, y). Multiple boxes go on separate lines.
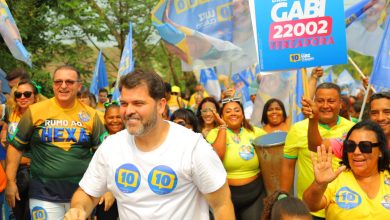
top-left (0, 66), bottom-right (387, 220)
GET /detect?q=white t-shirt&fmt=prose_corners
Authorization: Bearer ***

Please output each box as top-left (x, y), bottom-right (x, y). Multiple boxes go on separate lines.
top-left (79, 121), bottom-right (227, 219)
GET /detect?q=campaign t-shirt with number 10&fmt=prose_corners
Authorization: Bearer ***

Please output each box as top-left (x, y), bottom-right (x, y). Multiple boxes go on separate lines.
top-left (324, 170), bottom-right (390, 220)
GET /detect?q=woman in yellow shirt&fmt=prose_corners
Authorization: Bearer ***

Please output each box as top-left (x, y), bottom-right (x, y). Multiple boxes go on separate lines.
top-left (303, 120), bottom-right (390, 220)
top-left (1, 79), bottom-right (46, 220)
top-left (207, 97), bottom-right (266, 220)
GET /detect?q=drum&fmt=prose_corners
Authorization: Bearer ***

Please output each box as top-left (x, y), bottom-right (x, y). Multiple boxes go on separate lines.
top-left (252, 131), bottom-right (287, 196)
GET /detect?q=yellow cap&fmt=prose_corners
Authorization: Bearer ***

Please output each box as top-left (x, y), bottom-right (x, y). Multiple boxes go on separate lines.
top-left (172, 86), bottom-right (180, 93)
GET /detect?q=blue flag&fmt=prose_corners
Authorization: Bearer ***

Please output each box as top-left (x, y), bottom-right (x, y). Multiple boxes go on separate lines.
top-left (199, 68), bottom-right (221, 101)
top-left (231, 69), bottom-right (254, 118)
top-left (0, 68), bottom-right (10, 94)
top-left (90, 49), bottom-right (108, 96)
top-left (337, 69), bottom-right (355, 95)
top-left (370, 15), bottom-right (390, 91)
top-left (346, 0), bottom-right (389, 57)
top-left (151, 0), bottom-right (256, 71)
top-left (323, 70), bottom-right (333, 83)
top-left (113, 22), bottom-right (135, 101)
top-left (0, 0), bottom-right (31, 66)
top-left (118, 22), bottom-right (134, 77)
top-left (292, 70), bottom-right (305, 123)
top-left (344, 0), bottom-right (373, 27)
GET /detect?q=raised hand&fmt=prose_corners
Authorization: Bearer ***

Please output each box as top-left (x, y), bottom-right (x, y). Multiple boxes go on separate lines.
top-left (301, 97), bottom-right (319, 120)
top-left (311, 67), bottom-right (324, 79)
top-left (212, 109), bottom-right (226, 127)
top-left (311, 144), bottom-right (346, 185)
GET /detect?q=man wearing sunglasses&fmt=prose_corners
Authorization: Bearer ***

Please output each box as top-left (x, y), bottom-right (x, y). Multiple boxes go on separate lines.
top-left (302, 91), bottom-right (390, 159)
top-left (64, 70), bottom-right (233, 220)
top-left (281, 83), bottom-right (355, 220)
top-left (5, 65), bottom-right (106, 219)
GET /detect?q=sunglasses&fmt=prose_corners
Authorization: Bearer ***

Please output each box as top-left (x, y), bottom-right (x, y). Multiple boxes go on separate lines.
top-left (53, 80), bottom-right (80, 87)
top-left (14, 91), bottom-right (33, 99)
top-left (104, 101), bottom-right (119, 109)
top-left (221, 97), bottom-right (241, 105)
top-left (343, 140), bottom-right (380, 153)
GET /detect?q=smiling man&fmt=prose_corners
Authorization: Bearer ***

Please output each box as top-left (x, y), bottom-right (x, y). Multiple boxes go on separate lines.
top-left (280, 83), bottom-right (354, 220)
top-left (65, 70), bottom-right (234, 220)
top-left (5, 65), bottom-right (105, 219)
top-left (303, 91), bottom-right (390, 157)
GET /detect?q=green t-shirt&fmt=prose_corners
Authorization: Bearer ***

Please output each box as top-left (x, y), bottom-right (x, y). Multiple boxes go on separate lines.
top-left (10, 98), bottom-right (106, 202)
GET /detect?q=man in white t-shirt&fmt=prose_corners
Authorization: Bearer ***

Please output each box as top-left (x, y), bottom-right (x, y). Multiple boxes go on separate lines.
top-left (64, 70), bottom-right (234, 220)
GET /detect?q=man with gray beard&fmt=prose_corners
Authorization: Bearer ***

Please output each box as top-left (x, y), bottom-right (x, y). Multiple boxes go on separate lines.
top-left (65, 70), bottom-right (234, 220)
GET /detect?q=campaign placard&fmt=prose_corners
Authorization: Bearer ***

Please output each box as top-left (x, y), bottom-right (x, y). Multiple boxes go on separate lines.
top-left (254, 0), bottom-right (347, 71)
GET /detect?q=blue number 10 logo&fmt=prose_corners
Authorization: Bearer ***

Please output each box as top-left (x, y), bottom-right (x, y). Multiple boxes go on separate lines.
top-left (148, 165), bottom-right (178, 195)
top-left (115, 163), bottom-right (141, 193)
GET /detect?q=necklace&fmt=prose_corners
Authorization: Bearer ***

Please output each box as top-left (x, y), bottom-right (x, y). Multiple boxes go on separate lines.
top-left (228, 128), bottom-right (242, 144)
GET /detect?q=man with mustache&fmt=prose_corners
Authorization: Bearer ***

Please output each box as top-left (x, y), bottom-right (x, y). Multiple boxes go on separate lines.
top-left (5, 65), bottom-right (106, 219)
top-left (301, 91), bottom-right (390, 157)
top-left (280, 83), bottom-right (355, 220)
top-left (65, 70), bottom-right (234, 220)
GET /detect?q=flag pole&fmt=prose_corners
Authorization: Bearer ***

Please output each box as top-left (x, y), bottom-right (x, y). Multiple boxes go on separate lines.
top-left (359, 81), bottom-right (371, 122)
top-left (301, 68), bottom-right (313, 119)
top-left (301, 68), bottom-right (310, 98)
top-left (347, 55), bottom-right (376, 93)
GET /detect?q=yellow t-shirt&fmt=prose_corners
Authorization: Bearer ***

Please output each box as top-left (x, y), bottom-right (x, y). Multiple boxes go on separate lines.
top-left (206, 126), bottom-right (266, 179)
top-left (96, 102), bottom-right (105, 112)
top-left (189, 91), bottom-right (209, 107)
top-left (167, 95), bottom-right (187, 113)
top-left (284, 117), bottom-right (354, 218)
top-left (324, 170), bottom-right (390, 220)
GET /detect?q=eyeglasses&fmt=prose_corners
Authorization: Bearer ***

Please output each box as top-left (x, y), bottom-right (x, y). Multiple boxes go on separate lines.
top-left (200, 108), bottom-right (216, 114)
top-left (343, 140), bottom-right (380, 153)
top-left (14, 91), bottom-right (33, 99)
top-left (221, 97), bottom-right (241, 104)
top-left (104, 101), bottom-right (119, 109)
top-left (53, 80), bottom-right (80, 87)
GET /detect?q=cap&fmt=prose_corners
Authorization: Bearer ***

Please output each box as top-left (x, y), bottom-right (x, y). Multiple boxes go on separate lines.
top-left (172, 86), bottom-right (180, 94)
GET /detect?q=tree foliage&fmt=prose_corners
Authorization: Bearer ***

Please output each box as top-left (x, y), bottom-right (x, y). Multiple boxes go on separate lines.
top-left (0, 0), bottom-right (186, 98)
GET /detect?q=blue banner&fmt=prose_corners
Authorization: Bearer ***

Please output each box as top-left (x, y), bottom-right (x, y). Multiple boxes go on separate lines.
top-left (199, 68), bottom-right (221, 100)
top-left (90, 49), bottom-right (108, 96)
top-left (152, 0), bottom-right (256, 71)
top-left (166, 0), bottom-right (233, 41)
top-left (118, 22), bottom-right (134, 77)
top-left (370, 15), bottom-right (390, 91)
top-left (292, 69), bottom-right (305, 123)
top-left (346, 0), bottom-right (389, 57)
top-left (113, 22), bottom-right (135, 101)
top-left (254, 0), bottom-right (347, 70)
top-left (0, 0), bottom-right (32, 66)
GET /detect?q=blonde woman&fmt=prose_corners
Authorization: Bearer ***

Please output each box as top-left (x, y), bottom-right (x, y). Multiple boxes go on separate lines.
top-left (1, 79), bottom-right (46, 220)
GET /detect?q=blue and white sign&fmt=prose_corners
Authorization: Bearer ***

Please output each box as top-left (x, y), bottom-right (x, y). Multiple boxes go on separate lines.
top-left (254, 0), bottom-right (347, 70)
